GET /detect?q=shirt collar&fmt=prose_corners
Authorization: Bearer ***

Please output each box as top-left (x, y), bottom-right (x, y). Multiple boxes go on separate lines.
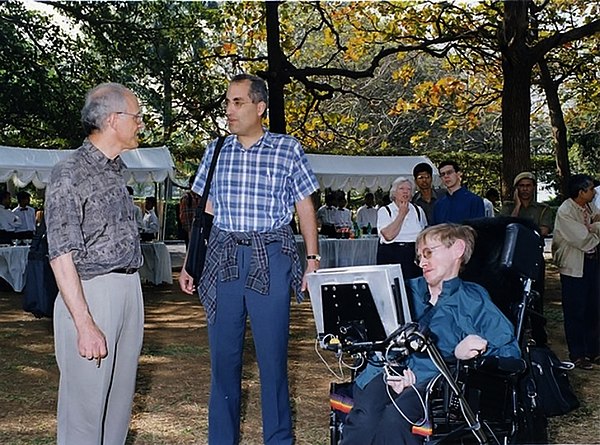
top-left (81, 139), bottom-right (125, 171)
top-left (447, 186), bottom-right (466, 197)
top-left (233, 128), bottom-right (273, 152)
top-left (414, 275), bottom-right (461, 306)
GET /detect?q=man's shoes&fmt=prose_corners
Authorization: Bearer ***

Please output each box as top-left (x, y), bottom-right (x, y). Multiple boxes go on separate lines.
top-left (573, 357), bottom-right (593, 370)
top-left (589, 356), bottom-right (600, 365)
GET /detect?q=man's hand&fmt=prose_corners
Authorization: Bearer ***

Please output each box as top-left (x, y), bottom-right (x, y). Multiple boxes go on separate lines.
top-left (179, 267), bottom-right (195, 295)
top-left (454, 334), bottom-right (488, 360)
top-left (49, 252), bottom-right (107, 367)
top-left (301, 259), bottom-right (320, 292)
top-left (76, 319), bottom-right (107, 365)
top-left (513, 189), bottom-right (521, 209)
top-left (386, 368), bottom-right (416, 395)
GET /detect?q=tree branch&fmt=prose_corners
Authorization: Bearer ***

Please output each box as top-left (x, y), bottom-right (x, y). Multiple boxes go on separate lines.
top-left (531, 19), bottom-right (600, 63)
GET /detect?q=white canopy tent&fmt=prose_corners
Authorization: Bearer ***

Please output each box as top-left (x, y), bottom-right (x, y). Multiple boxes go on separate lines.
top-left (0, 145), bottom-right (175, 188)
top-left (305, 153), bottom-right (439, 192)
top-left (0, 145), bottom-right (176, 241)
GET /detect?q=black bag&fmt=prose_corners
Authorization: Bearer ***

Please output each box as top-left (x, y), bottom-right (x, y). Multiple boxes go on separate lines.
top-left (527, 346), bottom-right (579, 417)
top-left (23, 222), bottom-right (58, 318)
top-left (184, 136), bottom-right (225, 286)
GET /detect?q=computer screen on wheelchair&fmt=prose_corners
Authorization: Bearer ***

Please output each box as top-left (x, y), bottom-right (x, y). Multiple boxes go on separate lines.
top-left (306, 264), bottom-right (413, 352)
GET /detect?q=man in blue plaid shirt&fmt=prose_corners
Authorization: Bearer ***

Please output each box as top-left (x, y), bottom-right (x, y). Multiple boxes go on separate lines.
top-left (179, 74), bottom-right (320, 445)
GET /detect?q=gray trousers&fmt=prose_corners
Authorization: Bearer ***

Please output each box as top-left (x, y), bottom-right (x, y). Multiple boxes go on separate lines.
top-left (54, 272), bottom-right (144, 445)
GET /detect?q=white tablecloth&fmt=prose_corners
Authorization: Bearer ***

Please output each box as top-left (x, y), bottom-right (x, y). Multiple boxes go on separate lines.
top-left (0, 246), bottom-right (29, 292)
top-left (296, 237), bottom-right (379, 269)
top-left (140, 242), bottom-right (173, 285)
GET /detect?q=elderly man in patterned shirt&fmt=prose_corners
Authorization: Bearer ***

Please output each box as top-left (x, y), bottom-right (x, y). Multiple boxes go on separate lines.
top-left (180, 73), bottom-right (320, 445)
top-left (45, 83), bottom-right (145, 445)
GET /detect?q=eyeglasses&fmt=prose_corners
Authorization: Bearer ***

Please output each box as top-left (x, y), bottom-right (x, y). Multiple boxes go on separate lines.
top-left (414, 244), bottom-right (445, 265)
top-left (416, 175), bottom-right (431, 181)
top-left (223, 99), bottom-right (254, 110)
top-left (116, 111), bottom-right (143, 123)
top-left (439, 170), bottom-right (455, 177)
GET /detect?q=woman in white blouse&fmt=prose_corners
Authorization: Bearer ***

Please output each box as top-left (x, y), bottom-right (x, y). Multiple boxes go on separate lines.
top-left (377, 176), bottom-right (428, 279)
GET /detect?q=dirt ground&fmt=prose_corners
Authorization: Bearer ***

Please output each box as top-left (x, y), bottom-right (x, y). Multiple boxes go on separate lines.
top-left (0, 261), bottom-right (598, 444)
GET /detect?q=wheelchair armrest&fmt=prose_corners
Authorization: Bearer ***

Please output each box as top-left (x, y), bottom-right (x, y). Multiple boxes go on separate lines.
top-left (471, 356), bottom-right (526, 377)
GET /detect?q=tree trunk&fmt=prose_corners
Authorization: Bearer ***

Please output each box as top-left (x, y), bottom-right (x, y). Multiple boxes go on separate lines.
top-left (265, 1), bottom-right (287, 134)
top-left (500, 0), bottom-right (534, 200)
top-left (538, 58), bottom-right (570, 199)
top-left (501, 60), bottom-right (533, 199)
top-left (163, 66), bottom-right (173, 141)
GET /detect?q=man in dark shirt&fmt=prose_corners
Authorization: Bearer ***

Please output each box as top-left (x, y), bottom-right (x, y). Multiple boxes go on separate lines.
top-left (431, 160), bottom-right (485, 225)
top-left (45, 82), bottom-right (145, 445)
top-left (411, 162), bottom-right (445, 224)
top-left (500, 171), bottom-right (553, 237)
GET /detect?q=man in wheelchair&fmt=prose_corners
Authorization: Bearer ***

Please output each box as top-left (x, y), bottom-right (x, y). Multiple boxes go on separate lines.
top-left (340, 223), bottom-right (521, 445)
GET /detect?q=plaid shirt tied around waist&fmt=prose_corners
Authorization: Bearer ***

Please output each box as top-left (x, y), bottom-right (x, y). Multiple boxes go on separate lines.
top-left (198, 224), bottom-right (304, 324)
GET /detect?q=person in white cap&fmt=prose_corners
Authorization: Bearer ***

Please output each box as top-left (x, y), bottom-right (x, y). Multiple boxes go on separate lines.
top-left (500, 171), bottom-right (553, 237)
top-left (500, 171), bottom-right (552, 346)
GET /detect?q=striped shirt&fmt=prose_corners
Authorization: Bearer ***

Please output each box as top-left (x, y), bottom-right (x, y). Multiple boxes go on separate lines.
top-left (192, 131), bottom-right (319, 232)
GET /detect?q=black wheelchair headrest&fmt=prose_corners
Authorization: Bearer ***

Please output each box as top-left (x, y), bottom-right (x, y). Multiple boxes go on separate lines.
top-left (460, 216), bottom-right (544, 321)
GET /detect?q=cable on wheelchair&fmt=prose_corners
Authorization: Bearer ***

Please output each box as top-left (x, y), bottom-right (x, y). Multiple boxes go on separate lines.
top-left (314, 335), bottom-right (365, 381)
top-left (382, 371), bottom-right (429, 427)
top-left (381, 337), bottom-right (429, 429)
top-left (394, 325), bottom-right (490, 445)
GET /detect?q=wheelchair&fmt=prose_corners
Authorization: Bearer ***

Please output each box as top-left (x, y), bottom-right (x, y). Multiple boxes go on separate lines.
top-left (308, 219), bottom-right (554, 445)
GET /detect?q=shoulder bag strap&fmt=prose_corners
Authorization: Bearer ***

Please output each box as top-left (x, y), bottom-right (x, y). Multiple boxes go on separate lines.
top-left (195, 136), bottom-right (226, 219)
top-left (409, 203), bottom-right (421, 222)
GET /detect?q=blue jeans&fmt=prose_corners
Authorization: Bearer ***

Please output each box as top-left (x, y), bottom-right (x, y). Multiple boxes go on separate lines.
top-left (207, 242), bottom-right (294, 445)
top-left (560, 256), bottom-right (600, 360)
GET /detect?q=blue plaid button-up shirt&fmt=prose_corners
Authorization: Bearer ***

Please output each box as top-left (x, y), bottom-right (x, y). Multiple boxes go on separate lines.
top-left (192, 131), bottom-right (319, 323)
top-left (192, 131), bottom-right (318, 233)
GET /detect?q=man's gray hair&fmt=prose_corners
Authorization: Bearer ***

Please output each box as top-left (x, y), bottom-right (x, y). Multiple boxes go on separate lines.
top-left (389, 176), bottom-right (414, 201)
top-left (81, 82), bottom-right (132, 135)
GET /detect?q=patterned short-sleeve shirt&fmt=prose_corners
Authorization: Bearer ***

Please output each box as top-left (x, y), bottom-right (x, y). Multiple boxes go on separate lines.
top-left (192, 131), bottom-right (319, 233)
top-left (45, 140), bottom-right (142, 280)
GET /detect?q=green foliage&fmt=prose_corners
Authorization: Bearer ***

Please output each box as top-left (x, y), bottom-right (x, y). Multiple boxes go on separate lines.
top-left (0, 2), bottom-right (89, 147)
top-left (162, 199), bottom-right (181, 241)
top-left (425, 151), bottom-right (557, 198)
top-left (565, 87), bottom-right (600, 178)
top-left (0, 0), bottom-right (597, 191)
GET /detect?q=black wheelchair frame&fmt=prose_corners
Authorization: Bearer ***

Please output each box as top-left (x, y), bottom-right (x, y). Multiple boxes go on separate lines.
top-left (319, 222), bottom-right (551, 445)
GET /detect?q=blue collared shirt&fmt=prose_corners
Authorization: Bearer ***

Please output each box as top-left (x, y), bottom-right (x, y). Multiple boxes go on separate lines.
top-left (193, 131), bottom-right (319, 232)
top-left (432, 186), bottom-right (485, 225)
top-left (355, 276), bottom-right (520, 389)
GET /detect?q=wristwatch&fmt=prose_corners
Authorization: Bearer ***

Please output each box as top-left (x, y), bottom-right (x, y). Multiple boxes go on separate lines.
top-left (306, 254), bottom-right (321, 262)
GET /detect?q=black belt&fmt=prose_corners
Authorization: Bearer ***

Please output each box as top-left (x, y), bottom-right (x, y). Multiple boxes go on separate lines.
top-left (111, 267), bottom-right (138, 274)
top-left (236, 239), bottom-right (252, 246)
